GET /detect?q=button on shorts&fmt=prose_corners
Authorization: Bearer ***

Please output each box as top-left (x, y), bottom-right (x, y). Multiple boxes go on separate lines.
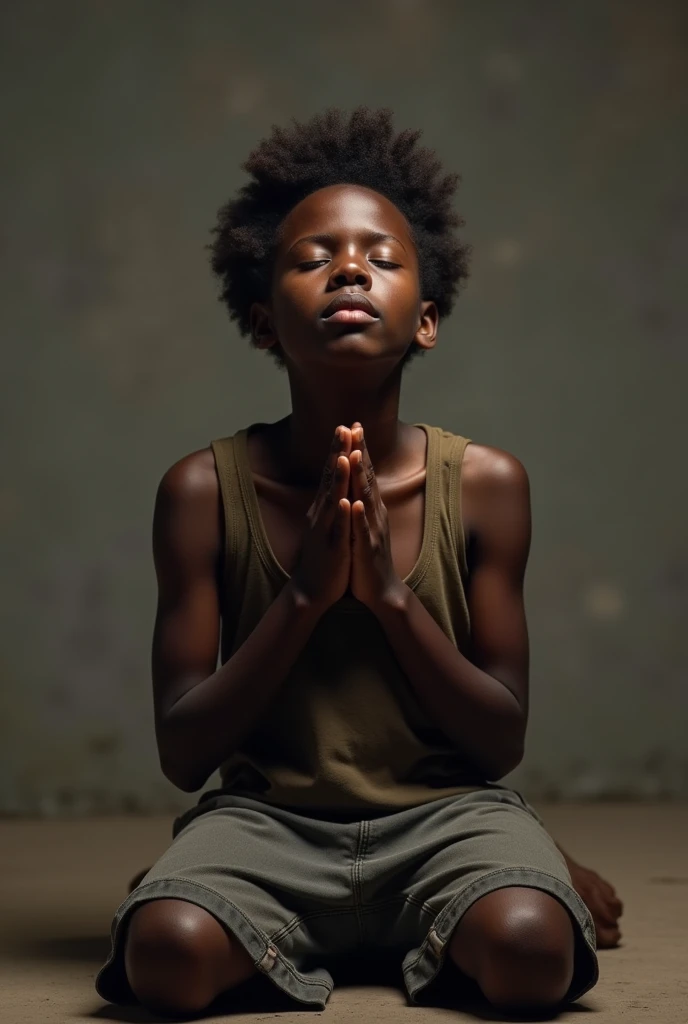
top-left (96, 783), bottom-right (599, 1009)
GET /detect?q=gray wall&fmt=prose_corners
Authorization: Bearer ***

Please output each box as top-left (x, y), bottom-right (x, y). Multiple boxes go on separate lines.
top-left (2, 0), bottom-right (686, 816)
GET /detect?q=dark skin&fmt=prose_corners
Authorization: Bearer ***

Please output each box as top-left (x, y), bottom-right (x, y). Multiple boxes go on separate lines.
top-left (124, 184), bottom-right (622, 1015)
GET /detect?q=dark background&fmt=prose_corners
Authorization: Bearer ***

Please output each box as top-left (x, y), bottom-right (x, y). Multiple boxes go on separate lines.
top-left (1, 0), bottom-right (686, 815)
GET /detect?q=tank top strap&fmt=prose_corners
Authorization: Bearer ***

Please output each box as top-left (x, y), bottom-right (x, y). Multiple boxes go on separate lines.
top-left (443, 428), bottom-right (472, 580)
top-left (210, 434), bottom-right (243, 579)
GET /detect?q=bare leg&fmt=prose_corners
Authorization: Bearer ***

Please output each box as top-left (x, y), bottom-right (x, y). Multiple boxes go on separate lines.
top-left (124, 898), bottom-right (257, 1016)
top-left (447, 887), bottom-right (575, 1013)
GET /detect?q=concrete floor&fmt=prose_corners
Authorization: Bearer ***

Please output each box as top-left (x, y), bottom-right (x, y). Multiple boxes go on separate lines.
top-left (2, 803), bottom-right (686, 1023)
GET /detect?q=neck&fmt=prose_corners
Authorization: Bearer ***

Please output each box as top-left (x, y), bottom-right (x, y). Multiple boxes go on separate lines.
top-left (276, 366), bottom-right (408, 484)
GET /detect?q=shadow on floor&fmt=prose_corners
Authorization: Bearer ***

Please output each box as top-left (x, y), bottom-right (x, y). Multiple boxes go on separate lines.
top-left (80, 951), bottom-right (594, 1022)
top-left (16, 933), bottom-right (594, 1022)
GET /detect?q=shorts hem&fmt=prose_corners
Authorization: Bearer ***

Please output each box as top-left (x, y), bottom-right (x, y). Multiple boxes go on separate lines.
top-left (94, 876), bottom-right (333, 1010)
top-left (401, 866), bottom-right (599, 1006)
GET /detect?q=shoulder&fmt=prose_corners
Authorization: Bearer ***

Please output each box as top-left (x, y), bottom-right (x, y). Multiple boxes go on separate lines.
top-left (156, 447), bottom-right (219, 508)
top-left (153, 448), bottom-right (221, 558)
top-left (462, 442), bottom-right (530, 499)
top-left (460, 443), bottom-right (531, 555)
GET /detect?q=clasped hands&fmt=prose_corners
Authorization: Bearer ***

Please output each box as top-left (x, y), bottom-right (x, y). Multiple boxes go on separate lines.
top-left (340, 422), bottom-right (405, 611)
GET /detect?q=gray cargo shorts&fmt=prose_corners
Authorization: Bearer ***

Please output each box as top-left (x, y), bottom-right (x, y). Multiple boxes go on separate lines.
top-left (95, 784), bottom-right (598, 1010)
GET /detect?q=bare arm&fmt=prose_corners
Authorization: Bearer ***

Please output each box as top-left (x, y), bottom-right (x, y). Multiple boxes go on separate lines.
top-left (373, 446), bottom-right (531, 780)
top-left (152, 451), bottom-right (322, 793)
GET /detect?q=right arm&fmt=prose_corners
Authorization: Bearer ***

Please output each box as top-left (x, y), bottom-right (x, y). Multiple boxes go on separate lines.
top-left (151, 450), bottom-right (324, 793)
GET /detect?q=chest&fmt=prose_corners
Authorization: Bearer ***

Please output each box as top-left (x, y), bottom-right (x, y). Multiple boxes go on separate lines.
top-left (252, 474), bottom-right (428, 583)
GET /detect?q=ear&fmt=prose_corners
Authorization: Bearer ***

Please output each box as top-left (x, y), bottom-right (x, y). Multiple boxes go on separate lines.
top-left (413, 300), bottom-right (439, 352)
top-left (249, 302), bottom-right (280, 352)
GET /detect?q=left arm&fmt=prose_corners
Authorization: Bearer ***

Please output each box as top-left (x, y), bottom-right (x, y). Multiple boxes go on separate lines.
top-left (350, 431), bottom-right (531, 781)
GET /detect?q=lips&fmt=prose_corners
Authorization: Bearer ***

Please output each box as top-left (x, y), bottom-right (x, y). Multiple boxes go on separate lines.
top-left (321, 292), bottom-right (380, 319)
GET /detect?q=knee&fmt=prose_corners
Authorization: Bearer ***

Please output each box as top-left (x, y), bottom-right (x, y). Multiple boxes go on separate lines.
top-left (478, 909), bottom-right (575, 1011)
top-left (449, 889), bottom-right (576, 1012)
top-left (124, 899), bottom-right (226, 1015)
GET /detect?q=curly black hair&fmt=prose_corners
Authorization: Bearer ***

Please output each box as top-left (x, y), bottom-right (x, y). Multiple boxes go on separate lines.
top-left (209, 106), bottom-right (471, 370)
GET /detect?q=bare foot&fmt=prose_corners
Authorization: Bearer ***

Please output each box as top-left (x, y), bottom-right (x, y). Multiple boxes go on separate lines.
top-left (557, 846), bottom-right (624, 948)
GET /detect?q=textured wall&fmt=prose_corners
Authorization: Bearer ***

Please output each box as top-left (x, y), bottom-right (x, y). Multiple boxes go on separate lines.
top-left (1, 0), bottom-right (686, 815)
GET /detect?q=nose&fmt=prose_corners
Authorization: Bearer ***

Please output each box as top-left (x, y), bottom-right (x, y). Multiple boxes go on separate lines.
top-left (328, 254), bottom-right (371, 289)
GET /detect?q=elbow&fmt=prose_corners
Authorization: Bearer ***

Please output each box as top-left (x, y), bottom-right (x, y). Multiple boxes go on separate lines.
top-left (160, 756), bottom-right (196, 792)
top-left (157, 716), bottom-right (206, 793)
top-left (158, 737), bottom-right (205, 793)
top-left (495, 712), bottom-right (527, 779)
top-left (484, 732), bottom-right (526, 782)
top-left (161, 759), bottom-right (204, 793)
top-left (487, 749), bottom-right (524, 782)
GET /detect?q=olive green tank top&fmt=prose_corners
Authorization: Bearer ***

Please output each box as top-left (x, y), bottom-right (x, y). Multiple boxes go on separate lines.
top-left (205, 422), bottom-right (486, 819)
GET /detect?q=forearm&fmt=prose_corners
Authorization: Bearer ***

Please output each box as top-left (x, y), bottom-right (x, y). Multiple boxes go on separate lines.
top-left (158, 582), bottom-right (324, 791)
top-left (373, 584), bottom-right (526, 779)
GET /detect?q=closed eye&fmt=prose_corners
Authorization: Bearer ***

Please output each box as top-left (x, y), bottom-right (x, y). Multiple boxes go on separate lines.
top-left (298, 259), bottom-right (399, 269)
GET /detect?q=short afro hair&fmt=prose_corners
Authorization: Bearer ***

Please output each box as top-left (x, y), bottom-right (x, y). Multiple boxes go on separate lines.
top-left (209, 106), bottom-right (471, 370)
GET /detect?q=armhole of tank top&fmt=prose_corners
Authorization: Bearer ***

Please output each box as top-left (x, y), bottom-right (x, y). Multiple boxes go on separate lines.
top-left (209, 437), bottom-right (237, 587)
top-left (448, 434), bottom-right (471, 581)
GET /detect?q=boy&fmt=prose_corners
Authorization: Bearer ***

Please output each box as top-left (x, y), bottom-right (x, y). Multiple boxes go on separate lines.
top-left (96, 107), bottom-right (622, 1018)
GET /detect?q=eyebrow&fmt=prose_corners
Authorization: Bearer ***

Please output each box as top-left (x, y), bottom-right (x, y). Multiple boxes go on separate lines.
top-left (287, 231), bottom-right (407, 254)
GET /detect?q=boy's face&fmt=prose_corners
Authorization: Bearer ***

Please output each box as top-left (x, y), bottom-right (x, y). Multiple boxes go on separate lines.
top-left (250, 184), bottom-right (438, 369)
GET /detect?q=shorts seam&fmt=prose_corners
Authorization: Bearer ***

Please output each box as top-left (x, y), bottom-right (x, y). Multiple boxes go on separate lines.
top-left (352, 819), bottom-right (371, 943)
top-left (416, 865), bottom-right (584, 918)
top-left (127, 877), bottom-right (271, 940)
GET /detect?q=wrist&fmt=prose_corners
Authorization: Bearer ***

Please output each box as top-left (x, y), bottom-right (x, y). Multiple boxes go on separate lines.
top-left (284, 580), bottom-right (329, 620)
top-left (369, 579), bottom-right (410, 619)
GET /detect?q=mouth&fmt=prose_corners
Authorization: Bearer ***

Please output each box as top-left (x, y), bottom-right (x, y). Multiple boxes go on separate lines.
top-left (321, 293), bottom-right (380, 321)
top-left (322, 309), bottom-right (379, 324)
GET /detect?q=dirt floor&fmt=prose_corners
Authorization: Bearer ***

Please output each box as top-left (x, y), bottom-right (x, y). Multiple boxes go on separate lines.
top-left (2, 802), bottom-right (686, 1023)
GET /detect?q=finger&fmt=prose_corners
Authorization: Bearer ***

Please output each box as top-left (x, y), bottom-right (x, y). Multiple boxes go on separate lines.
top-left (352, 446), bottom-right (377, 508)
top-left (319, 427), bottom-right (343, 492)
top-left (318, 427), bottom-right (348, 504)
top-left (357, 430), bottom-right (379, 496)
top-left (339, 425), bottom-right (352, 456)
top-left (350, 448), bottom-right (367, 502)
top-left (337, 455), bottom-right (351, 502)
top-left (331, 497), bottom-right (351, 543)
top-left (326, 455), bottom-right (350, 522)
top-left (352, 500), bottom-right (370, 542)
